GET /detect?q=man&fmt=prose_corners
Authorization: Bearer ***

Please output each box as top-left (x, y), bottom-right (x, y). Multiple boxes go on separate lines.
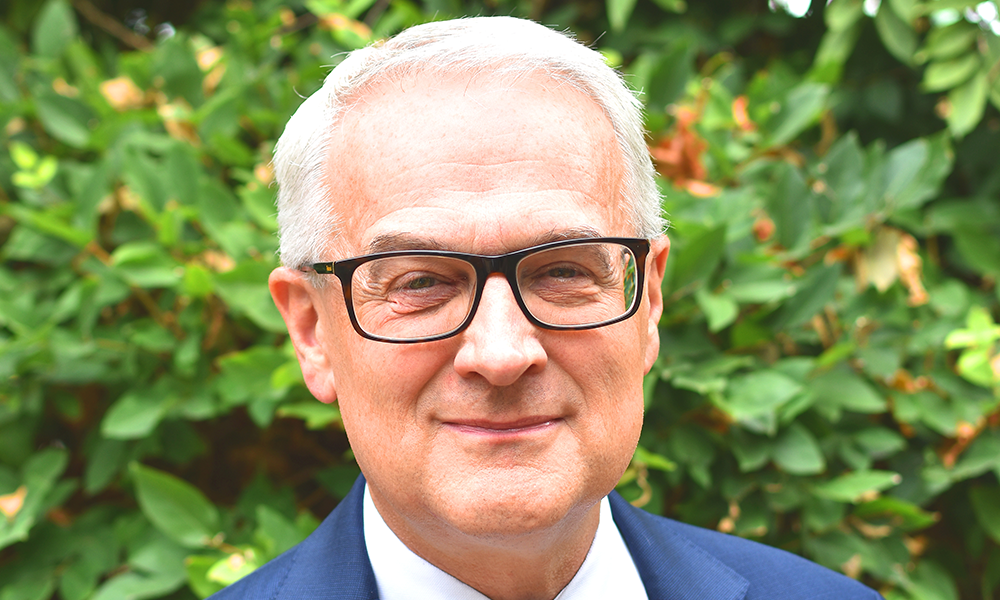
top-left (213, 16), bottom-right (882, 600)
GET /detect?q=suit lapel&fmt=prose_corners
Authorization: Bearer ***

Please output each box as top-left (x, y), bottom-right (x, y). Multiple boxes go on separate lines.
top-left (272, 479), bottom-right (748, 600)
top-left (610, 492), bottom-right (749, 600)
top-left (279, 476), bottom-right (379, 599)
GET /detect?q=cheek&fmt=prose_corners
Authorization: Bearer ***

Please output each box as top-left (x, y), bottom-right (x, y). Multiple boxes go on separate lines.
top-left (332, 344), bottom-right (453, 439)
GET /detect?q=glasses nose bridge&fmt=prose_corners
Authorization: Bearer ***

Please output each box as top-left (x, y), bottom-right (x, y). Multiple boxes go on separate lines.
top-left (476, 253), bottom-right (522, 290)
top-left (471, 253), bottom-right (531, 320)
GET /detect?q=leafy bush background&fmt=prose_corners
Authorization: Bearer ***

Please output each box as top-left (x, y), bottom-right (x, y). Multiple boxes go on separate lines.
top-left (1, 0), bottom-right (999, 598)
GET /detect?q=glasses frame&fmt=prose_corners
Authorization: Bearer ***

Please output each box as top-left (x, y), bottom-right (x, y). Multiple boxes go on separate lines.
top-left (307, 237), bottom-right (651, 344)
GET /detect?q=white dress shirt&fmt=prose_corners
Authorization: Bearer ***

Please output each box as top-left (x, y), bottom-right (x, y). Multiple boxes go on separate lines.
top-left (363, 485), bottom-right (648, 600)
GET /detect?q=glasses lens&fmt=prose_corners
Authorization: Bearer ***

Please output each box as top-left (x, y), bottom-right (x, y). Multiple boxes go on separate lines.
top-left (350, 256), bottom-right (477, 340)
top-left (517, 242), bottom-right (639, 327)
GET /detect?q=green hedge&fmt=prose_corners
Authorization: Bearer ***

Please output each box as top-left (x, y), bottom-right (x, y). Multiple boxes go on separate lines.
top-left (1, 0), bottom-right (999, 598)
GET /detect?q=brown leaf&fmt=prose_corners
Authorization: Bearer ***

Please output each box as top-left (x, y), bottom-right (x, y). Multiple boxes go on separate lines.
top-left (857, 227), bottom-right (901, 293)
top-left (732, 95), bottom-right (755, 132)
top-left (255, 162), bottom-right (275, 186)
top-left (100, 77), bottom-right (145, 112)
top-left (318, 13), bottom-right (372, 40)
top-left (896, 233), bottom-right (928, 306)
top-left (683, 180), bottom-right (721, 197)
top-left (53, 77), bottom-right (79, 98)
top-left (753, 212), bottom-right (775, 242)
top-left (840, 554), bottom-right (863, 579)
top-left (0, 485), bottom-right (27, 521)
top-left (650, 105), bottom-right (709, 189)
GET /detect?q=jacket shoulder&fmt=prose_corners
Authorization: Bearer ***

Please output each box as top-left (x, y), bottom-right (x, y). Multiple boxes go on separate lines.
top-left (610, 493), bottom-right (882, 600)
top-left (669, 517), bottom-right (881, 599)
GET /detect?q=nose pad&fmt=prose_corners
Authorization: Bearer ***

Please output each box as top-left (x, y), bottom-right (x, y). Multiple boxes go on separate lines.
top-left (452, 275), bottom-right (547, 386)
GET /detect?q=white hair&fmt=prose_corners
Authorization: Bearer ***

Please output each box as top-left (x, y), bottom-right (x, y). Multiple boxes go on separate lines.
top-left (273, 16), bottom-right (664, 270)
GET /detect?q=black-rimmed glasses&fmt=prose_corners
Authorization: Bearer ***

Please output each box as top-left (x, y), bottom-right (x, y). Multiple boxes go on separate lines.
top-left (305, 237), bottom-right (650, 343)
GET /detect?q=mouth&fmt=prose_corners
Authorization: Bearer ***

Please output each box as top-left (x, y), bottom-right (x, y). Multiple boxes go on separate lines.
top-left (443, 416), bottom-right (563, 437)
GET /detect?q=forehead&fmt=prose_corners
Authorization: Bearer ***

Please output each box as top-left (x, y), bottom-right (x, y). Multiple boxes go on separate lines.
top-left (327, 70), bottom-right (628, 255)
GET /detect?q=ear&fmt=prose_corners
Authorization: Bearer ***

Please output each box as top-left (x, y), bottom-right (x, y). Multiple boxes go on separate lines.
top-left (642, 235), bottom-right (670, 374)
top-left (269, 267), bottom-right (338, 404)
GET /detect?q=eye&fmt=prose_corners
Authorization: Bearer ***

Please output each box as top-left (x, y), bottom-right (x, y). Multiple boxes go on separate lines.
top-left (547, 267), bottom-right (580, 279)
top-left (406, 276), bottom-right (438, 290)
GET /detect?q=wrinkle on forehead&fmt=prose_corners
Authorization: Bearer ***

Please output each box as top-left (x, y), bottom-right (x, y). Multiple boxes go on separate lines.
top-left (365, 225), bottom-right (605, 255)
top-left (326, 70), bottom-right (627, 256)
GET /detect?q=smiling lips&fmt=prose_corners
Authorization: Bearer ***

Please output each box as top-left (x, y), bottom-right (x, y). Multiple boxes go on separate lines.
top-left (445, 417), bottom-right (562, 437)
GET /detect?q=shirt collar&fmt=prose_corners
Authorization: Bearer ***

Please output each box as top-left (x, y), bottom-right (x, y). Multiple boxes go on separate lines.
top-left (363, 484), bottom-right (647, 600)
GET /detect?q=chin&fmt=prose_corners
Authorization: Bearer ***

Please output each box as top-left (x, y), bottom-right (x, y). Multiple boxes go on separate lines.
top-left (431, 465), bottom-right (602, 540)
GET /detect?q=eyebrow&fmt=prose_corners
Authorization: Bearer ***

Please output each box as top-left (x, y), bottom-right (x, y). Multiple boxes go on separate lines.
top-left (365, 226), bottom-right (606, 255)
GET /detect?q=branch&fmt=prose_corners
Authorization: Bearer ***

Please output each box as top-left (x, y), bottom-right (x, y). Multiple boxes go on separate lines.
top-left (71, 0), bottom-right (153, 52)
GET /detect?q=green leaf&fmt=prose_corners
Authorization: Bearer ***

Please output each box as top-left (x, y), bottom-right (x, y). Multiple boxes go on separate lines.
top-left (854, 427), bottom-right (906, 458)
top-left (854, 497), bottom-right (938, 530)
top-left (730, 429), bottom-right (772, 472)
top-left (695, 288), bottom-right (739, 332)
top-left (129, 534), bottom-right (189, 579)
top-left (763, 83), bottom-right (830, 147)
top-left (768, 163), bottom-right (812, 249)
top-left (207, 548), bottom-right (261, 586)
top-left (810, 368), bottom-right (887, 414)
top-left (0, 574), bottom-right (55, 600)
top-left (812, 470), bottom-right (901, 503)
top-left (971, 486), bottom-right (1000, 544)
top-left (825, 0), bottom-right (865, 31)
top-left (111, 242), bottom-right (183, 289)
top-left (883, 138), bottom-right (926, 208)
top-left (772, 422), bottom-right (826, 475)
top-left (951, 433), bottom-right (1000, 481)
top-left (811, 23), bottom-right (863, 83)
top-left (773, 264), bottom-right (841, 329)
top-left (650, 0), bottom-right (686, 12)
top-left (255, 505), bottom-right (307, 559)
top-left (101, 391), bottom-right (169, 440)
top-left (129, 463), bottom-right (220, 548)
top-left (724, 370), bottom-right (803, 421)
top-left (31, 0), bottom-right (79, 58)
top-left (214, 262), bottom-right (286, 332)
top-left (186, 555), bottom-right (226, 599)
top-left (633, 444), bottom-right (677, 472)
top-left (875, 3), bottom-right (918, 64)
top-left (945, 306), bottom-right (1000, 347)
top-left (607, 0), bottom-right (638, 32)
top-left (91, 570), bottom-right (186, 600)
top-left (922, 53), bottom-right (981, 92)
top-left (726, 280), bottom-right (797, 304)
top-left (2, 203), bottom-right (92, 247)
top-left (668, 224), bottom-right (726, 292)
top-left (183, 265), bottom-right (215, 299)
top-left (152, 35), bottom-right (204, 107)
top-left (906, 559), bottom-right (959, 600)
top-left (946, 70), bottom-right (989, 137)
top-left (919, 21), bottom-right (979, 62)
top-left (9, 141), bottom-right (38, 170)
top-left (0, 449), bottom-right (68, 551)
top-left (84, 437), bottom-right (127, 493)
top-left (888, 0), bottom-right (918, 21)
top-left (34, 92), bottom-right (93, 148)
top-left (275, 401), bottom-right (342, 430)
top-left (216, 346), bottom-right (288, 406)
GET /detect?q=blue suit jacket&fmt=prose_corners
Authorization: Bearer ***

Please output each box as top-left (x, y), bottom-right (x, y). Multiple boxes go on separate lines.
top-left (211, 476), bottom-right (882, 599)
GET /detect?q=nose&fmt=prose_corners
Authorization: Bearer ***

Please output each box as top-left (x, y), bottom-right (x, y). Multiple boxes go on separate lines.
top-left (452, 274), bottom-right (547, 386)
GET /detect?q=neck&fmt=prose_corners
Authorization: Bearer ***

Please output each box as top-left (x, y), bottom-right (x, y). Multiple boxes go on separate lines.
top-left (371, 490), bottom-right (602, 600)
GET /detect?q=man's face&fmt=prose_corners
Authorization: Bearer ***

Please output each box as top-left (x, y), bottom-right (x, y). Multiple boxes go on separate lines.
top-left (272, 71), bottom-right (668, 551)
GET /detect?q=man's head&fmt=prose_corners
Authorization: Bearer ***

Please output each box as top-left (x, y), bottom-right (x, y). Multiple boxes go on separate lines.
top-left (268, 16), bottom-right (669, 572)
top-left (272, 16), bottom-right (664, 270)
